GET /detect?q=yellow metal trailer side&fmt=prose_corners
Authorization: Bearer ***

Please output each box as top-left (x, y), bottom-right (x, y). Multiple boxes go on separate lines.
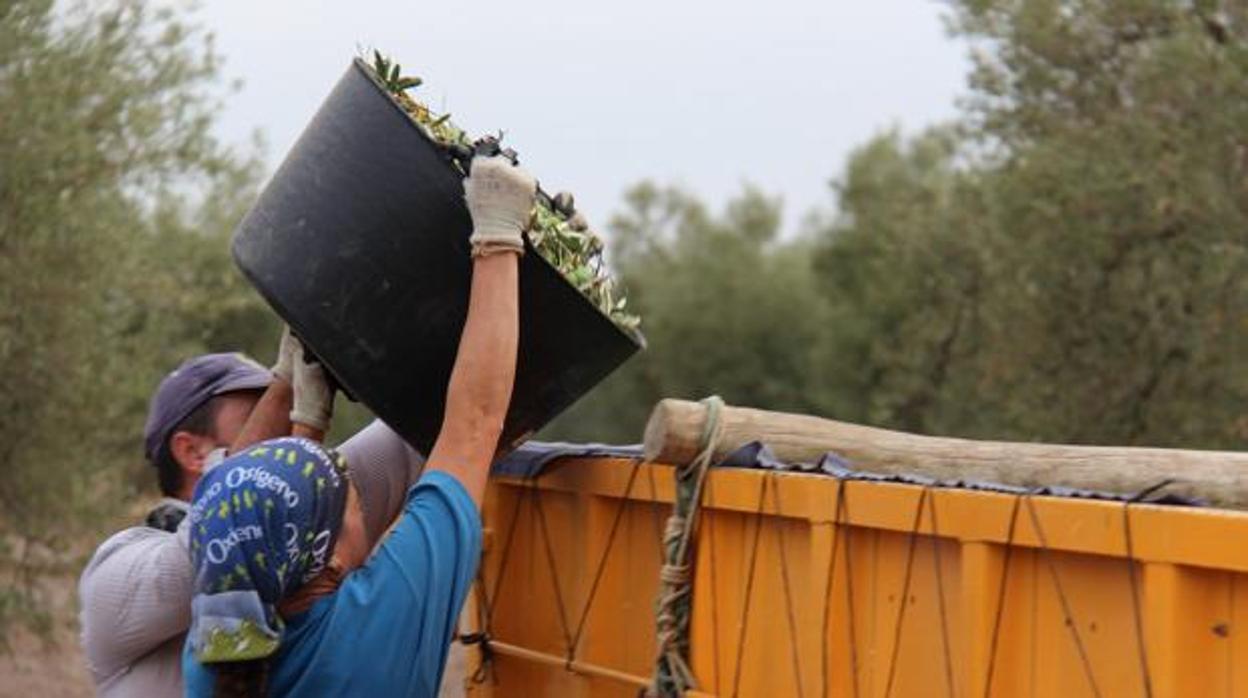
top-left (465, 457), bottom-right (1248, 697)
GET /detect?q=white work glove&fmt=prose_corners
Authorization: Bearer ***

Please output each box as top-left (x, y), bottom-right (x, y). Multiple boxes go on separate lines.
top-left (464, 155), bottom-right (536, 258)
top-left (289, 336), bottom-right (333, 432)
top-left (270, 325), bottom-right (297, 383)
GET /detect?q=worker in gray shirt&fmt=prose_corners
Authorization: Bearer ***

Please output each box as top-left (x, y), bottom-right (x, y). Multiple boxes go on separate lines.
top-left (78, 334), bottom-right (425, 697)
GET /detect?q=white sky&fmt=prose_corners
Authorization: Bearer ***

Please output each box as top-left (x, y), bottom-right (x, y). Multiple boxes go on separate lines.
top-left (197, 0), bottom-right (969, 233)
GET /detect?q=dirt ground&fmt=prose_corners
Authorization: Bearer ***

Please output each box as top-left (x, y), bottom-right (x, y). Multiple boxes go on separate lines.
top-left (0, 626), bottom-right (93, 698)
top-left (0, 571), bottom-right (468, 698)
top-left (0, 572), bottom-right (92, 698)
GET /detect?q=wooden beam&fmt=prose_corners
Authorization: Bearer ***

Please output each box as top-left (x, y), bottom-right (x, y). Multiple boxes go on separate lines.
top-left (642, 399), bottom-right (1248, 508)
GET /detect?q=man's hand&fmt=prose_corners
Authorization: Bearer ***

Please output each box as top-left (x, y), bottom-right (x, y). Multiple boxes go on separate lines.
top-left (271, 325), bottom-right (298, 383)
top-left (232, 326), bottom-right (299, 453)
top-left (289, 336), bottom-right (333, 433)
top-left (465, 155), bottom-right (536, 258)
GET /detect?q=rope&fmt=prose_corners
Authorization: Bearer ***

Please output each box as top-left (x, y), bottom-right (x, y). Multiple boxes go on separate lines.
top-left (819, 479), bottom-right (853, 698)
top-left (730, 473), bottom-right (770, 698)
top-left (982, 494), bottom-right (1022, 698)
top-left (705, 475), bottom-right (724, 694)
top-left (1122, 493), bottom-right (1156, 698)
top-left (467, 571), bottom-right (497, 685)
top-left (472, 458), bottom-right (654, 684)
top-left (459, 631), bottom-right (494, 684)
top-left (928, 492), bottom-right (957, 698)
top-left (482, 477), bottom-right (533, 621)
top-left (1023, 496), bottom-right (1103, 698)
top-left (649, 395), bottom-right (726, 697)
top-left (841, 489), bottom-right (861, 698)
top-left (568, 458), bottom-right (645, 659)
top-left (531, 482), bottom-right (575, 655)
top-left (882, 488), bottom-right (929, 698)
top-left (770, 477), bottom-right (806, 698)
top-left (468, 473), bottom-right (537, 685)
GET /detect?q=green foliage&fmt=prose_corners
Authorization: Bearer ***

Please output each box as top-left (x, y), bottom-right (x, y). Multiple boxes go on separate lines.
top-left (0, 0), bottom-right (276, 551)
top-left (5, 0), bottom-right (1246, 648)
top-left (545, 183), bottom-right (830, 442)
top-left (810, 0), bottom-right (1248, 446)
top-left (554, 0), bottom-right (1248, 451)
top-left (370, 50), bottom-right (421, 92)
top-left (0, 584), bottom-right (52, 651)
top-left (811, 128), bottom-right (992, 434)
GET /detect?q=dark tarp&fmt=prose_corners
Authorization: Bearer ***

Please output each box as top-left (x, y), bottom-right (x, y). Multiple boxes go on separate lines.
top-left (493, 440), bottom-right (1201, 507)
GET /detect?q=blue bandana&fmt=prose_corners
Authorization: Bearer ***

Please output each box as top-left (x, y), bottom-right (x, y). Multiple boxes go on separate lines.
top-left (188, 436), bottom-right (350, 663)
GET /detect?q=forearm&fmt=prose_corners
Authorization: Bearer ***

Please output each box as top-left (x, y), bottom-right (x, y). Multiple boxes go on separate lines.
top-left (230, 379), bottom-right (293, 453)
top-left (425, 252), bottom-right (519, 505)
top-left (447, 254), bottom-right (520, 431)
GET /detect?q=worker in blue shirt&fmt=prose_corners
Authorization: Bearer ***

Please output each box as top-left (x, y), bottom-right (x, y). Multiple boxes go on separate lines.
top-left (182, 153), bottom-right (534, 696)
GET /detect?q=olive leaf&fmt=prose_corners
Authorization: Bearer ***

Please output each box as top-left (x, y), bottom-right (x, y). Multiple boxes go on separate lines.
top-left (363, 51), bottom-right (640, 333)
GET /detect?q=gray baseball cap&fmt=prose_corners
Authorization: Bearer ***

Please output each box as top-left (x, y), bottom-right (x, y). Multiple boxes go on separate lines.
top-left (143, 352), bottom-right (272, 462)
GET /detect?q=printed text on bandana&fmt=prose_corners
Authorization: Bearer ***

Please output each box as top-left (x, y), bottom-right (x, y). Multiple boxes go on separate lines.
top-left (204, 524), bottom-right (264, 564)
top-left (227, 466), bottom-right (299, 508)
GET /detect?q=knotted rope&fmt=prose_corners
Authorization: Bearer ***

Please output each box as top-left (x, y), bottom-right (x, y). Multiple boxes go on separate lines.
top-left (648, 395), bottom-right (725, 697)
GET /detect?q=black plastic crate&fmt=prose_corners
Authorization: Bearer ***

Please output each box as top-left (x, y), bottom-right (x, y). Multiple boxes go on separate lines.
top-left (232, 58), bottom-right (643, 455)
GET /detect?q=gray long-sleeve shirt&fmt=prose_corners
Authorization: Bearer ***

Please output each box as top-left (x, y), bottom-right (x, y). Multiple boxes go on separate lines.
top-left (78, 420), bottom-right (424, 697)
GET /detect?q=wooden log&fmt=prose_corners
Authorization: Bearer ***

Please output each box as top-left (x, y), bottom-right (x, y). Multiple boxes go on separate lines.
top-left (642, 398), bottom-right (1248, 509)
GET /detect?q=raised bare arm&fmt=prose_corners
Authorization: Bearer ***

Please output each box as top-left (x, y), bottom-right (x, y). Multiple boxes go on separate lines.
top-left (230, 379), bottom-right (293, 453)
top-left (424, 156), bottom-right (532, 506)
top-left (229, 328), bottom-right (297, 453)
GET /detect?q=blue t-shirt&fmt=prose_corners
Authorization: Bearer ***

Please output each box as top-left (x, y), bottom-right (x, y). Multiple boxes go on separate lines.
top-left (183, 470), bottom-right (481, 697)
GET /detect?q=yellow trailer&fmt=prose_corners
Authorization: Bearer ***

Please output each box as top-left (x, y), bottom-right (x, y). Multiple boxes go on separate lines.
top-left (464, 453), bottom-right (1248, 697)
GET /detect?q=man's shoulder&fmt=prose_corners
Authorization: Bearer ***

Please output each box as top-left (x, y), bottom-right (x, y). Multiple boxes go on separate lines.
top-left (79, 519), bottom-right (194, 692)
top-left (87, 524), bottom-right (175, 563)
top-left (85, 525), bottom-right (163, 565)
top-left (80, 522), bottom-right (188, 593)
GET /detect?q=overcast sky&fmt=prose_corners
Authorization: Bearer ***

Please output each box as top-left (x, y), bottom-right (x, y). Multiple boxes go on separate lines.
top-left (197, 1), bottom-right (969, 233)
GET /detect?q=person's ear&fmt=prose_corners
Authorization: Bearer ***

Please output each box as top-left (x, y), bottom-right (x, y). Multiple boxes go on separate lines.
top-left (169, 430), bottom-right (216, 482)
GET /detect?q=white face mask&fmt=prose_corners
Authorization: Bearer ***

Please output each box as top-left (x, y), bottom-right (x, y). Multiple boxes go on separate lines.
top-left (203, 447), bottom-right (229, 472)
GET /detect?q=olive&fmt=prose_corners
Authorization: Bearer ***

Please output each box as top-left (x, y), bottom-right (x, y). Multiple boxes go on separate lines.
top-left (552, 191), bottom-right (576, 217)
top-left (447, 143), bottom-right (473, 167)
